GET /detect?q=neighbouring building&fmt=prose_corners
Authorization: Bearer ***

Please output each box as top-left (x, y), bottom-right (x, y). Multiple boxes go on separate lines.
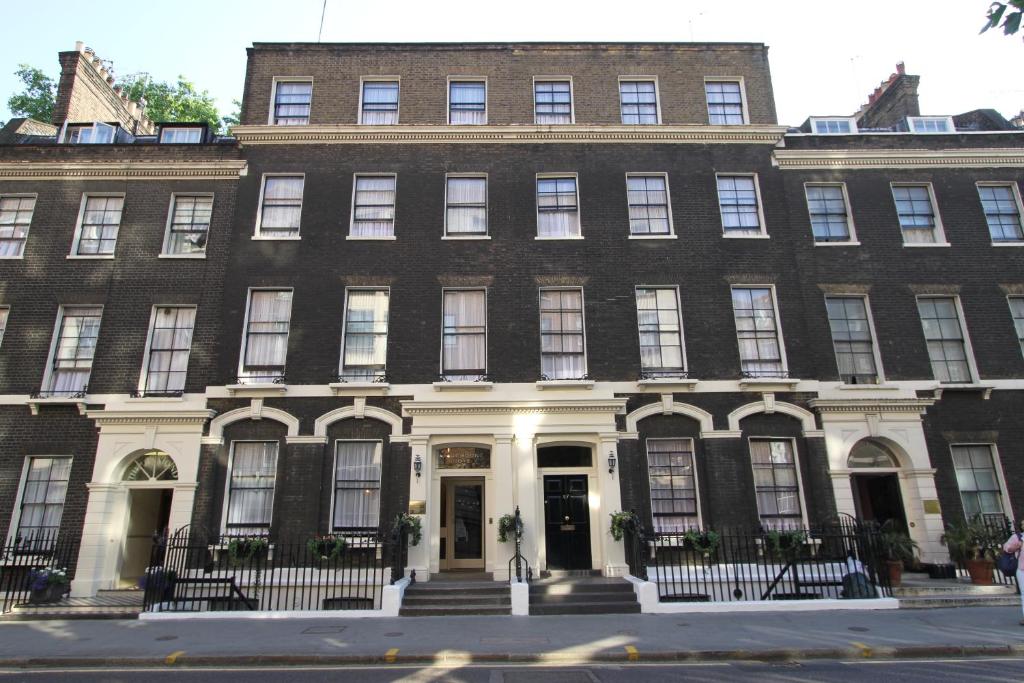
top-left (0, 42), bottom-right (1021, 600)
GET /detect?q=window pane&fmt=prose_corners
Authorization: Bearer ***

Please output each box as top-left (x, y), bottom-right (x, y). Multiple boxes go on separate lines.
top-left (352, 176), bottom-right (396, 237)
top-left (446, 176), bottom-right (487, 234)
top-left (636, 288), bottom-right (684, 376)
top-left (647, 439), bottom-right (697, 532)
top-left (540, 288), bottom-right (586, 379)
top-left (243, 291), bottom-right (292, 381)
top-left (17, 457), bottom-right (72, 544)
top-left (619, 81), bottom-right (658, 124)
top-left (442, 290), bottom-right (486, 379)
top-left (705, 81), bottom-right (744, 124)
top-left (227, 442), bottom-right (278, 530)
top-left (361, 81), bottom-right (399, 124)
top-left (951, 445), bottom-right (1004, 518)
top-left (49, 307), bottom-right (102, 395)
top-left (341, 289), bottom-right (389, 380)
top-left (0, 195), bottom-right (35, 257)
top-left (334, 442), bottom-right (381, 529)
top-left (917, 297), bottom-right (971, 383)
top-left (274, 82), bottom-right (312, 125)
top-left (732, 288), bottom-right (783, 377)
top-left (535, 80), bottom-right (572, 124)
top-left (825, 296), bottom-right (878, 384)
top-left (806, 185), bottom-right (850, 242)
top-left (449, 82), bottom-right (486, 124)
top-left (77, 196), bottom-right (123, 255)
top-left (145, 307), bottom-right (195, 393)
top-left (537, 177), bottom-right (580, 237)
top-left (749, 440), bottom-right (802, 528)
top-left (978, 185), bottom-right (1024, 242)
top-left (717, 176), bottom-right (761, 234)
top-left (259, 177), bottom-right (303, 237)
top-left (167, 195), bottom-right (212, 254)
top-left (892, 185), bottom-right (937, 243)
top-left (627, 175), bottom-right (670, 235)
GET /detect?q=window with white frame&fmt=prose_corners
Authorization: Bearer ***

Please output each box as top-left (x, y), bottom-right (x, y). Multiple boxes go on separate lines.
top-left (892, 184), bottom-right (941, 244)
top-left (272, 81), bottom-right (312, 125)
top-left (907, 116), bottom-right (953, 133)
top-left (351, 175), bottom-right (397, 237)
top-left (340, 289), bottom-right (389, 381)
top-left (164, 194), bottom-right (212, 255)
top-left (635, 288), bottom-right (685, 377)
top-left (917, 297), bottom-right (972, 383)
top-left (0, 306), bottom-right (8, 347)
top-left (449, 81), bottom-right (486, 124)
top-left (626, 175), bottom-right (671, 235)
top-left (1009, 297), bottom-right (1024, 358)
top-left (536, 176), bottom-right (580, 238)
top-left (805, 184), bottom-right (852, 242)
top-left (73, 195), bottom-right (123, 255)
top-left (256, 176), bottom-right (303, 238)
top-left (63, 122), bottom-right (116, 144)
top-left (619, 80), bottom-right (658, 124)
top-left (534, 80), bottom-right (572, 124)
top-left (731, 287), bottom-right (784, 378)
top-left (0, 195), bottom-right (35, 257)
top-left (360, 80), bottom-right (399, 124)
top-left (159, 127), bottom-right (203, 144)
top-left (445, 176), bottom-right (487, 236)
top-left (825, 296), bottom-right (879, 384)
top-left (540, 288), bottom-right (586, 379)
top-left (646, 439), bottom-right (698, 532)
top-left (333, 441), bottom-right (382, 530)
top-left (750, 439), bottom-right (803, 530)
top-left (951, 445), bottom-right (1006, 519)
top-left (240, 290), bottom-right (292, 382)
top-left (978, 184), bottom-right (1024, 243)
top-left (13, 456), bottom-right (71, 544)
top-left (44, 306), bottom-right (102, 395)
top-left (442, 289), bottom-right (487, 380)
top-left (811, 117), bottom-right (857, 134)
top-left (143, 307), bottom-right (195, 395)
top-left (717, 175), bottom-right (763, 236)
top-left (705, 80), bottom-right (745, 124)
top-left (225, 441), bottom-right (278, 533)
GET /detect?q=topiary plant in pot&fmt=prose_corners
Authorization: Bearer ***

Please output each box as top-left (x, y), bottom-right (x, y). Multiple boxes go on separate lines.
top-left (941, 516), bottom-right (999, 585)
top-left (878, 520), bottom-right (918, 587)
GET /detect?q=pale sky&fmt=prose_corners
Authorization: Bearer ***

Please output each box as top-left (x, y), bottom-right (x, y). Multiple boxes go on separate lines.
top-left (1, 0), bottom-right (1021, 127)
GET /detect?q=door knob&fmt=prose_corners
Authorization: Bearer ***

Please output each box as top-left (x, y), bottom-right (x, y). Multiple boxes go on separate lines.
top-left (564, 516), bottom-right (570, 522)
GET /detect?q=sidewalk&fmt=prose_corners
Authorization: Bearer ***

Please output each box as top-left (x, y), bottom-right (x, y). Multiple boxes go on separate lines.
top-left (1, 605), bottom-right (1023, 667)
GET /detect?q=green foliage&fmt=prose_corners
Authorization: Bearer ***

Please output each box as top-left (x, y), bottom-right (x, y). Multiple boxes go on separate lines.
top-left (117, 74), bottom-right (223, 133)
top-left (683, 530), bottom-right (721, 555)
top-left (497, 514), bottom-right (518, 543)
top-left (226, 537), bottom-right (269, 566)
top-left (221, 99), bottom-right (241, 131)
top-left (878, 520), bottom-right (919, 563)
top-left (763, 529), bottom-right (808, 558)
top-left (982, 1), bottom-right (1024, 38)
top-left (7, 64), bottom-right (56, 123)
top-left (394, 513), bottom-right (422, 546)
top-left (609, 511), bottom-right (641, 541)
top-left (941, 515), bottom-right (1004, 561)
top-left (307, 534), bottom-right (347, 561)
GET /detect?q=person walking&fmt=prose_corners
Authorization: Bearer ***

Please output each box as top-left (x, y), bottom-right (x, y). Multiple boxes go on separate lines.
top-left (1004, 521), bottom-right (1024, 626)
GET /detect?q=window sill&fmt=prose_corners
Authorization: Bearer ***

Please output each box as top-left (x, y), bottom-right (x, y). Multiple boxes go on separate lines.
top-left (931, 383), bottom-right (993, 400)
top-left (251, 235), bottom-right (301, 241)
top-left (157, 253), bottom-right (207, 259)
top-left (837, 383), bottom-right (900, 391)
top-left (226, 383), bottom-right (288, 397)
top-left (814, 241), bottom-right (861, 247)
top-left (66, 254), bottom-right (114, 260)
top-left (722, 233), bottom-right (769, 240)
top-left (346, 235), bottom-right (397, 241)
top-left (27, 397), bottom-right (88, 416)
top-left (738, 376), bottom-right (799, 392)
top-left (0, 255), bottom-right (25, 260)
top-left (535, 379), bottom-right (595, 390)
top-left (991, 241), bottom-right (1024, 247)
top-left (637, 378), bottom-right (698, 391)
top-left (902, 242), bottom-right (951, 248)
top-left (442, 235), bottom-right (491, 240)
top-left (628, 234), bottom-right (677, 240)
top-left (432, 381), bottom-right (494, 392)
top-left (534, 235), bottom-right (584, 240)
top-left (125, 395), bottom-right (186, 403)
top-left (328, 381), bottom-right (390, 396)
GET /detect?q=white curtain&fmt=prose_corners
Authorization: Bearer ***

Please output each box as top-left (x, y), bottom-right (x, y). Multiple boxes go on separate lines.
top-left (79, 196), bottom-right (122, 254)
top-left (449, 82), bottom-right (486, 124)
top-left (442, 290), bottom-right (486, 377)
top-left (0, 196), bottom-right (33, 257)
top-left (147, 307), bottom-right (196, 392)
top-left (537, 178), bottom-right (579, 237)
top-left (540, 289), bottom-right (585, 378)
top-left (342, 290), bottom-right (389, 377)
top-left (717, 176), bottom-right (760, 233)
top-left (627, 176), bottom-right (669, 234)
top-left (361, 82), bottom-right (399, 124)
top-left (352, 176), bottom-right (396, 237)
top-left (260, 177), bottom-right (304, 236)
top-left (893, 186), bottom-right (937, 243)
top-left (50, 307), bottom-right (102, 394)
top-left (18, 457), bottom-right (71, 540)
top-left (227, 442), bottom-right (278, 529)
top-left (274, 82), bottom-right (311, 125)
top-left (168, 195), bottom-right (212, 254)
top-left (245, 291), bottom-right (292, 371)
top-left (647, 439), bottom-right (696, 532)
top-left (334, 442), bottom-right (381, 528)
top-left (750, 440), bottom-right (801, 528)
top-left (446, 177), bottom-right (487, 234)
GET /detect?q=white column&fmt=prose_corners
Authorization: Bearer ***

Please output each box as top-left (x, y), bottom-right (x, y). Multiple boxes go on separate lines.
top-left (830, 471), bottom-right (857, 517)
top-left (405, 436), bottom-right (431, 579)
top-left (514, 433), bottom-right (540, 573)
top-left (901, 468), bottom-right (946, 563)
top-left (167, 483), bottom-right (197, 533)
top-left (72, 483), bottom-right (128, 597)
top-left (598, 433), bottom-right (627, 577)
top-left (491, 434), bottom-right (515, 580)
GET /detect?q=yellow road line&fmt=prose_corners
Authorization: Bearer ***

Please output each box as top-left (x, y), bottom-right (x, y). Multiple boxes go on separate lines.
top-left (850, 641), bottom-right (873, 658)
top-left (624, 645), bottom-right (639, 662)
top-left (164, 650), bottom-right (186, 665)
top-left (384, 648), bottom-right (399, 664)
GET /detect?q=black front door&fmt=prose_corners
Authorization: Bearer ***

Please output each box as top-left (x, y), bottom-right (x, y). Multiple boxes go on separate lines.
top-left (854, 474), bottom-right (908, 529)
top-left (543, 475), bottom-right (592, 570)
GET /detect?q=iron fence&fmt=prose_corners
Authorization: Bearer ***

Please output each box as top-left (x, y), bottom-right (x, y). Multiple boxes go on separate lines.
top-left (0, 533), bottom-right (80, 613)
top-left (952, 513), bottom-right (1019, 588)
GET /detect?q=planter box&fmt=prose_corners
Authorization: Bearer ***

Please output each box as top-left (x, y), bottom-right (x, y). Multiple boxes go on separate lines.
top-left (29, 584), bottom-right (67, 604)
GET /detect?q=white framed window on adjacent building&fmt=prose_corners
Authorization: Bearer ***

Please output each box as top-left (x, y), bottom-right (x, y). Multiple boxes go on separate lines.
top-left (1009, 296), bottom-right (1024, 359)
top-left (824, 296), bottom-right (882, 385)
top-left (0, 306), bottom-right (8, 347)
top-left (62, 122), bottom-right (116, 144)
top-left (705, 79), bottom-right (747, 125)
top-left (332, 440), bottom-right (383, 531)
top-left (717, 174), bottom-right (767, 237)
top-left (950, 444), bottom-right (1012, 520)
top-left (749, 438), bottom-right (807, 530)
top-left (977, 182), bottom-right (1024, 244)
top-left (0, 194), bottom-right (36, 258)
top-left (536, 174), bottom-right (581, 239)
top-left (70, 194), bottom-right (123, 257)
top-left (731, 286), bottom-right (787, 378)
top-left (350, 174), bottom-right (397, 239)
top-left (916, 296), bottom-right (977, 383)
top-left (159, 126), bottom-right (204, 144)
top-left (444, 175), bottom-right (487, 237)
top-left (539, 287), bottom-right (586, 380)
top-left (254, 175), bottom-right (304, 239)
top-left (891, 183), bottom-right (947, 245)
top-left (646, 438), bottom-right (700, 532)
top-left (809, 117), bottom-right (858, 134)
top-left (448, 79), bottom-right (487, 124)
top-left (618, 78), bottom-right (659, 124)
top-left (41, 305), bottom-right (102, 396)
top-left (635, 287), bottom-right (686, 378)
top-left (534, 78), bottom-right (573, 124)
top-left (907, 116), bottom-right (954, 134)
top-left (441, 289), bottom-right (487, 381)
top-left (359, 79), bottom-right (400, 124)
top-left (162, 194), bottom-right (212, 256)
top-left (139, 306), bottom-right (196, 395)
top-left (805, 183), bottom-right (856, 244)
top-left (238, 289), bottom-right (292, 384)
top-left (223, 441), bottom-right (279, 535)
top-left (9, 456), bottom-right (72, 546)
top-left (339, 288), bottom-right (389, 381)
top-left (626, 174), bottom-right (673, 237)
top-left (270, 79), bottom-right (312, 125)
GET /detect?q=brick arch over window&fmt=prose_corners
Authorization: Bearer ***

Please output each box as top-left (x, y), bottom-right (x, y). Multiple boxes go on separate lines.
top-left (727, 401), bottom-right (817, 435)
top-left (625, 400), bottom-right (714, 435)
top-left (314, 405), bottom-right (403, 438)
top-left (208, 406), bottom-right (300, 441)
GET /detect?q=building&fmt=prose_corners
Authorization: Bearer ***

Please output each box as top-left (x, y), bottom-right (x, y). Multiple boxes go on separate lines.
top-left (0, 42), bottom-right (1021, 601)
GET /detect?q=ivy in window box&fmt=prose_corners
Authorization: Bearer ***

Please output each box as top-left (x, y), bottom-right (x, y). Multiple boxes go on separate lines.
top-left (226, 537), bottom-right (269, 566)
top-left (684, 530), bottom-right (721, 556)
top-left (393, 513), bottom-right (422, 546)
top-left (307, 535), bottom-right (347, 561)
top-left (609, 511), bottom-right (641, 541)
top-left (763, 529), bottom-right (807, 559)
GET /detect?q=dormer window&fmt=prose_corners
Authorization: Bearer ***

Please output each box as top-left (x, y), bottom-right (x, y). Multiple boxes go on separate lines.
top-left (810, 117), bottom-right (857, 135)
top-left (62, 122), bottom-right (116, 144)
top-left (159, 126), bottom-right (204, 144)
top-left (907, 116), bottom-right (954, 133)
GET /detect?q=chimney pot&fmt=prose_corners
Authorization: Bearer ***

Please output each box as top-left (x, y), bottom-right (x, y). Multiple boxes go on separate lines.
top-left (75, 41), bottom-right (85, 53)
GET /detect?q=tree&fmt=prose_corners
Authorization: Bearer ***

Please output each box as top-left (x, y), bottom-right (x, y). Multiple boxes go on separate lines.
top-left (118, 74), bottom-right (223, 132)
top-left (220, 99), bottom-right (241, 132)
top-left (7, 64), bottom-right (56, 123)
top-left (982, 1), bottom-right (1023, 38)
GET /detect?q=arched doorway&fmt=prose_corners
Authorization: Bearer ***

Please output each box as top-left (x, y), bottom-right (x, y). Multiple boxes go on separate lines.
top-left (119, 450), bottom-right (177, 587)
top-left (848, 439), bottom-right (907, 529)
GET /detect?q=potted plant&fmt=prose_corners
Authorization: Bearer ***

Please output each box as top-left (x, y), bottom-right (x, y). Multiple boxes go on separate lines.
top-left (307, 535), bottom-right (347, 562)
top-left (684, 530), bottom-right (721, 557)
top-left (609, 511), bottom-right (641, 541)
top-left (763, 529), bottom-right (807, 560)
top-left (139, 568), bottom-right (177, 602)
top-left (877, 520), bottom-right (918, 587)
top-left (28, 567), bottom-right (69, 604)
top-left (941, 516), bottom-right (1000, 585)
top-left (393, 513), bottom-right (422, 546)
top-left (226, 536), bottom-right (269, 566)
top-left (497, 514), bottom-right (518, 543)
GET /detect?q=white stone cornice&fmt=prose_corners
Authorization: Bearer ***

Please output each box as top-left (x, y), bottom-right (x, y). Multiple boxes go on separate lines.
top-left (284, 435), bottom-right (328, 445)
top-left (807, 398), bottom-right (935, 414)
top-left (0, 160), bottom-right (248, 181)
top-left (399, 399), bottom-right (628, 417)
top-left (85, 409), bottom-right (215, 426)
top-left (773, 148), bottom-right (1024, 170)
top-left (230, 124), bottom-right (788, 146)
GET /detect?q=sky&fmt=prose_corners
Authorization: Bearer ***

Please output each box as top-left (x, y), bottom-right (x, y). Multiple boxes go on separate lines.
top-left (1, 0), bottom-right (1021, 127)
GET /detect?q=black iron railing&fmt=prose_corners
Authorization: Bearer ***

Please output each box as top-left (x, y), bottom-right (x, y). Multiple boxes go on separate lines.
top-left (29, 386), bottom-right (88, 399)
top-left (0, 532), bottom-right (80, 613)
top-left (622, 513), bottom-right (648, 581)
top-left (952, 514), bottom-right (1018, 588)
top-left (507, 506), bottom-right (531, 582)
top-left (129, 389), bottom-right (184, 398)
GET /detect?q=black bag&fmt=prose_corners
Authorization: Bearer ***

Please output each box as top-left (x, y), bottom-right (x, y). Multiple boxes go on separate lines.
top-left (997, 534), bottom-right (1021, 578)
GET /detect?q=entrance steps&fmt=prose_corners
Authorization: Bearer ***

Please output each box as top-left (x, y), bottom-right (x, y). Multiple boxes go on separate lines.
top-left (400, 573), bottom-right (511, 617)
top-left (4, 589), bottom-right (143, 620)
top-left (895, 574), bottom-right (1021, 609)
top-left (529, 578), bottom-right (640, 616)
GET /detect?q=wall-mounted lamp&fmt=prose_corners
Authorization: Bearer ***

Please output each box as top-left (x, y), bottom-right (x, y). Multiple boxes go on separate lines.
top-left (413, 454), bottom-right (423, 480)
top-left (608, 450), bottom-right (617, 475)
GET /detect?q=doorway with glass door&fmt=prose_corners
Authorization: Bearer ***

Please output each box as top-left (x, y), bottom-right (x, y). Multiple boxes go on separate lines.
top-left (439, 477), bottom-right (485, 571)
